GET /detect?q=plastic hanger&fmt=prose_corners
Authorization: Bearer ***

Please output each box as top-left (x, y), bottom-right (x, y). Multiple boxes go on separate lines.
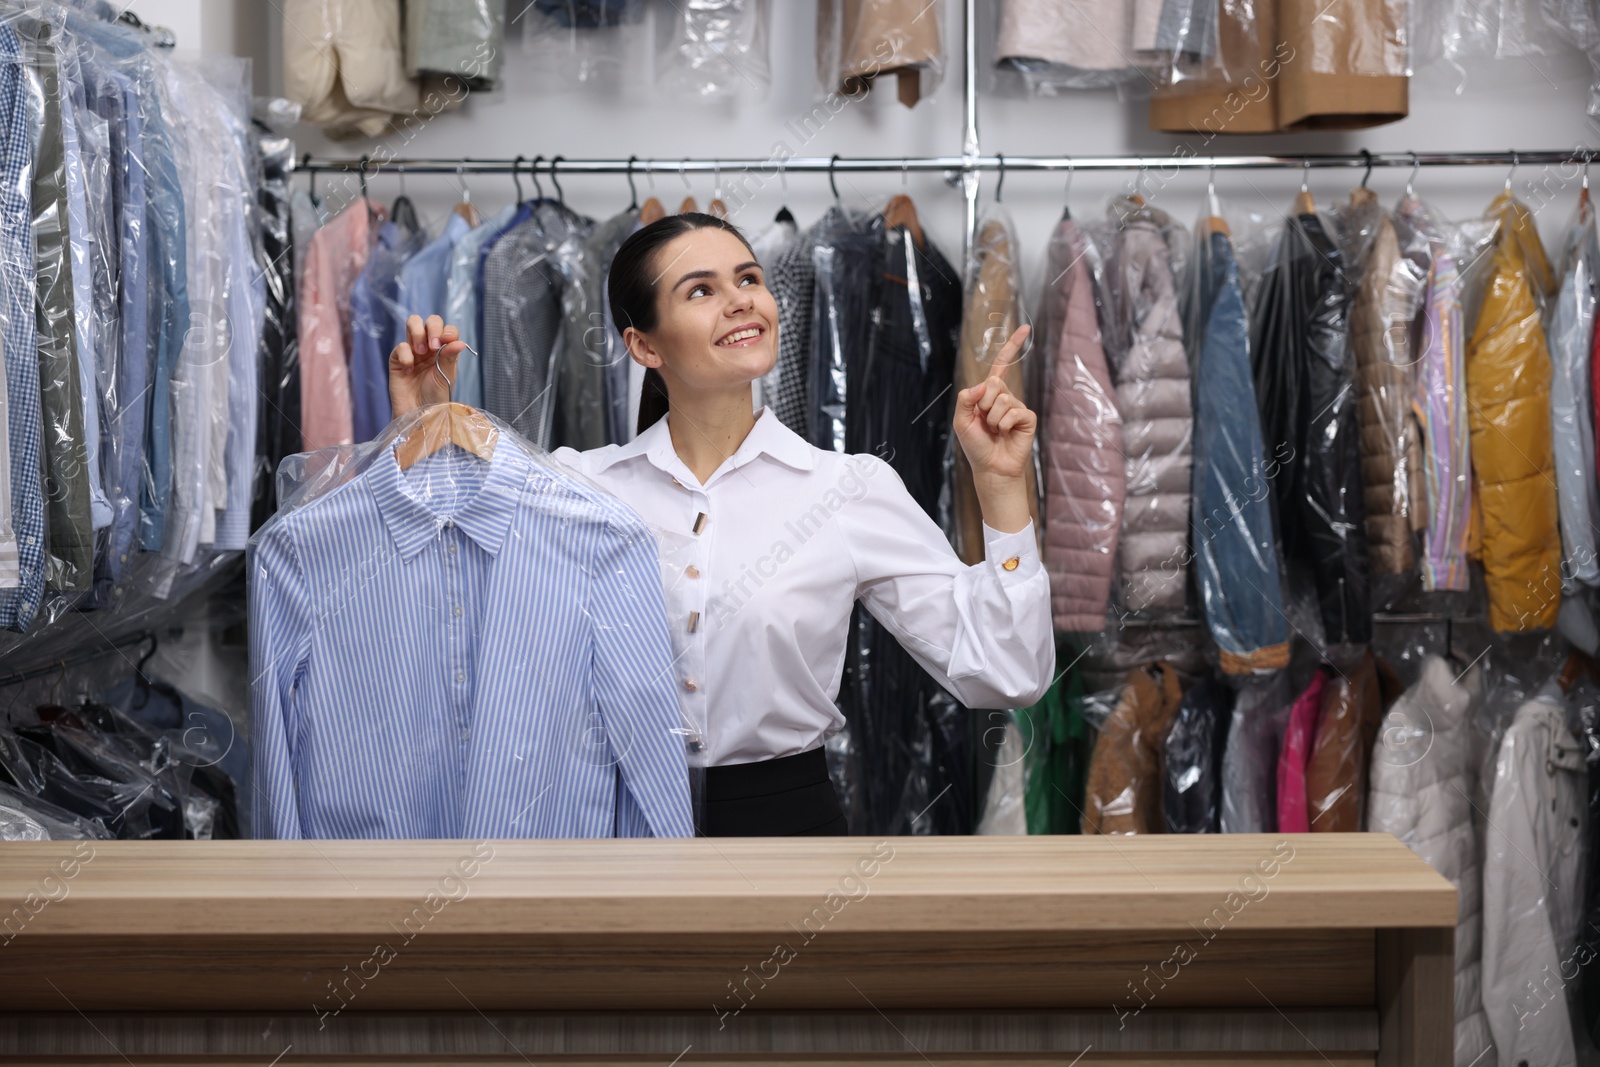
top-left (396, 351), bottom-right (498, 470)
top-left (774, 158), bottom-right (795, 225)
top-left (529, 154), bottom-right (546, 204)
top-left (1581, 151), bottom-right (1592, 221)
top-left (1404, 151), bottom-right (1420, 200)
top-left (358, 155), bottom-right (379, 227)
top-left (1202, 160), bottom-right (1230, 236)
top-left (707, 160), bottom-right (728, 219)
top-left (452, 161), bottom-right (481, 226)
top-left (391, 164), bottom-right (421, 235)
top-left (1292, 159), bottom-right (1315, 216)
top-left (677, 161), bottom-right (697, 214)
top-left (639, 158), bottom-right (665, 224)
top-left (881, 157), bottom-right (925, 249)
top-left (625, 155), bottom-right (640, 210)
top-left (829, 154), bottom-right (842, 208)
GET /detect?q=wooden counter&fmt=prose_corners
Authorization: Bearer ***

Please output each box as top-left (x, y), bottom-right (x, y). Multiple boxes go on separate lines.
top-left (0, 834), bottom-right (1455, 1065)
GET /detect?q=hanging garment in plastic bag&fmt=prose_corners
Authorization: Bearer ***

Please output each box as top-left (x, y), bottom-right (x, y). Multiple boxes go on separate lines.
top-left (809, 206), bottom-right (880, 453)
top-left (1582, 700), bottom-right (1600, 1050)
top-left (1275, 0), bottom-right (1409, 129)
top-left (481, 200), bottom-right (598, 449)
top-left (990, 0), bottom-right (1164, 94)
top-left (562, 206), bottom-right (638, 451)
top-left (1091, 197), bottom-right (1191, 615)
top-left (1249, 205), bottom-right (1371, 648)
top-left (0, 779), bottom-right (110, 840)
top-left (1037, 215), bottom-right (1122, 632)
top-left (1393, 192), bottom-right (1479, 593)
top-left (349, 218), bottom-right (424, 444)
top-left (1017, 666), bottom-right (1092, 834)
top-left (1467, 191), bottom-right (1562, 633)
top-left (250, 405), bottom-right (698, 839)
top-left (1220, 671), bottom-right (1291, 832)
top-left (817, 0), bottom-right (944, 107)
top-left (1368, 653), bottom-right (1496, 1067)
top-left (1334, 187), bottom-right (1427, 601)
top-left (253, 130), bottom-right (300, 529)
top-left (954, 207), bottom-right (1040, 566)
top-left (1146, 0), bottom-right (1275, 133)
top-left (281, 0), bottom-right (419, 140)
top-left (654, 0), bottom-right (771, 100)
top-left (976, 711), bottom-right (1027, 834)
top-left (1481, 683), bottom-right (1588, 1067)
top-left (834, 207), bottom-right (976, 836)
top-left (520, 0), bottom-right (647, 85)
top-left (1276, 666), bottom-right (1329, 832)
top-left (1186, 210), bottom-right (1289, 675)
top-left (1082, 661), bottom-right (1183, 834)
top-left (1304, 650), bottom-right (1401, 830)
top-left (766, 205), bottom-right (847, 438)
top-left (1162, 671), bottom-right (1232, 832)
top-left (1549, 199), bottom-right (1600, 596)
top-left (405, 0), bottom-right (505, 91)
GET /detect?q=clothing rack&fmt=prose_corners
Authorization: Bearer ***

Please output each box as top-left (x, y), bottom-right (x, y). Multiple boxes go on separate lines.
top-left (0, 629), bottom-right (155, 690)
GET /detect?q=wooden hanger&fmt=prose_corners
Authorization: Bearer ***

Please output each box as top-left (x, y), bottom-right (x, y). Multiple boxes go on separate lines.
top-left (640, 196), bottom-right (665, 224)
top-left (678, 195), bottom-right (698, 214)
top-left (1201, 214), bottom-right (1231, 237)
top-left (707, 197), bottom-right (728, 219)
top-left (395, 355), bottom-right (498, 470)
top-left (881, 193), bottom-right (925, 249)
top-left (1293, 161), bottom-right (1315, 215)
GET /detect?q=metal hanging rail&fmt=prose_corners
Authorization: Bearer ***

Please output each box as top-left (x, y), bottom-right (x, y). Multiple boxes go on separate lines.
top-left (292, 149), bottom-right (1593, 177)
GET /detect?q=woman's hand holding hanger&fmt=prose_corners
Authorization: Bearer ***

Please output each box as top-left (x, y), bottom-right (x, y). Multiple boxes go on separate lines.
top-left (954, 324), bottom-right (1038, 536)
top-left (390, 314), bottom-right (467, 417)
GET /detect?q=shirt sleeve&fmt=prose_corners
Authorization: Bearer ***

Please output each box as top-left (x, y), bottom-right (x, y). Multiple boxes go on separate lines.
top-left (248, 525), bottom-right (312, 839)
top-left (840, 454), bottom-right (1054, 710)
top-left (586, 510), bottom-right (695, 838)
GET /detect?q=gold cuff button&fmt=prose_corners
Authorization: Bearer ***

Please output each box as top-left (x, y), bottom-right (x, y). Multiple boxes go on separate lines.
top-left (1002, 556), bottom-right (1021, 571)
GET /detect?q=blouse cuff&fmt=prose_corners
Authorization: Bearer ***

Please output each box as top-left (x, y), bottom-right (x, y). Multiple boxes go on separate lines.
top-left (982, 521), bottom-right (1043, 583)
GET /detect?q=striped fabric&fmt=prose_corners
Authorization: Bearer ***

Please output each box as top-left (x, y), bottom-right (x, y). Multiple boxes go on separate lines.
top-left (249, 437), bottom-right (694, 839)
top-left (0, 22), bottom-right (45, 630)
top-left (1414, 246), bottom-right (1472, 592)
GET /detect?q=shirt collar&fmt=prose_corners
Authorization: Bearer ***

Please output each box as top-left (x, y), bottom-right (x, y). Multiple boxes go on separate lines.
top-left (593, 405), bottom-right (815, 482)
top-left (367, 434), bottom-right (532, 561)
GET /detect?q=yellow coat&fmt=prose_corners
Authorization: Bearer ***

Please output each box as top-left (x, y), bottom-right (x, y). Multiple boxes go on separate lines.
top-left (1466, 192), bottom-right (1561, 632)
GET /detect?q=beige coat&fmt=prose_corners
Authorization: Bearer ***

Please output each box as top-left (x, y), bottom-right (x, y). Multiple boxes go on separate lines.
top-left (282, 0), bottom-right (419, 140)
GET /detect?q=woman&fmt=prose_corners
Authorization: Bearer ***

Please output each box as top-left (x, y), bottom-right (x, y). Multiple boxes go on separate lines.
top-left (389, 211), bottom-right (1053, 837)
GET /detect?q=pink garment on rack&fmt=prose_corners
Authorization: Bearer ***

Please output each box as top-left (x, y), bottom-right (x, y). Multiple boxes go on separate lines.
top-left (1276, 668), bottom-right (1327, 833)
top-left (298, 200), bottom-right (386, 451)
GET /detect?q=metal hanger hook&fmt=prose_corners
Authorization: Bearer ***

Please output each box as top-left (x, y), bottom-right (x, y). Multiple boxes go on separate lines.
top-left (1584, 149), bottom-right (1592, 191)
top-left (1207, 158), bottom-right (1217, 200)
top-left (829, 154), bottom-right (841, 201)
top-left (1064, 159), bottom-right (1074, 204)
top-left (779, 158), bottom-right (788, 201)
top-left (902, 157), bottom-right (909, 190)
top-left (713, 159), bottom-right (721, 201)
top-left (549, 155), bottom-right (565, 203)
top-left (530, 154), bottom-right (545, 201)
top-left (1300, 159), bottom-right (1310, 193)
top-left (456, 160), bottom-right (472, 204)
top-left (397, 162), bottom-right (407, 199)
top-left (358, 154), bottom-right (370, 200)
top-left (1506, 149), bottom-right (1518, 192)
top-left (1406, 151), bottom-right (1419, 196)
top-left (1360, 148), bottom-right (1373, 189)
top-left (679, 159), bottom-right (691, 193)
top-left (995, 153), bottom-right (1005, 203)
top-left (512, 154), bottom-right (526, 202)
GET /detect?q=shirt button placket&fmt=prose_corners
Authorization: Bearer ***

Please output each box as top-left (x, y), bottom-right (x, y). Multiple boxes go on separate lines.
top-left (443, 522), bottom-right (470, 748)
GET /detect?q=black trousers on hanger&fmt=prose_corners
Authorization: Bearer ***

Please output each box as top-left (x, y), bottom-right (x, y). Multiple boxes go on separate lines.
top-left (701, 746), bottom-right (849, 837)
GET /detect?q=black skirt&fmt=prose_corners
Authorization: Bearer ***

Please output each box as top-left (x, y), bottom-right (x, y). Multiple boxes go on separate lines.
top-left (701, 746), bottom-right (849, 837)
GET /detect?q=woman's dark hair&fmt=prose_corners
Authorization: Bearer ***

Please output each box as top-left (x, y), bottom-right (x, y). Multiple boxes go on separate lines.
top-left (608, 211), bottom-right (757, 435)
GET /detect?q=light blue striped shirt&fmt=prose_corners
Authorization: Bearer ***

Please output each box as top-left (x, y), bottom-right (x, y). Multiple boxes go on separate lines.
top-left (249, 436), bottom-right (694, 839)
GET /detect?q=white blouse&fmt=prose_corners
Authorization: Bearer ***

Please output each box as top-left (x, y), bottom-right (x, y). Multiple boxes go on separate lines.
top-left (550, 407), bottom-right (1055, 767)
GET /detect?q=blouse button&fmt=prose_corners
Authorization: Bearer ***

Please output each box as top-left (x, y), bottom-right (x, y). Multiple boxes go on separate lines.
top-left (685, 564), bottom-right (699, 578)
top-left (683, 678), bottom-right (699, 692)
top-left (692, 512), bottom-right (708, 535)
top-left (1002, 556), bottom-right (1021, 571)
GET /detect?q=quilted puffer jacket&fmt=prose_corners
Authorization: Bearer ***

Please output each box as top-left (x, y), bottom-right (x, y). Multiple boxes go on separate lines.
top-left (1367, 654), bottom-right (1494, 1067)
top-left (1345, 188), bottom-right (1428, 575)
top-left (1039, 217), bottom-right (1124, 631)
top-left (1097, 198), bottom-right (1192, 613)
top-left (1082, 662), bottom-right (1183, 834)
top-left (1466, 192), bottom-right (1562, 633)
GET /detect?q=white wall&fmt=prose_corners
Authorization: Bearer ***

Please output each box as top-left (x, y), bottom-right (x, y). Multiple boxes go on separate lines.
top-left (222, 1), bottom-right (1598, 302)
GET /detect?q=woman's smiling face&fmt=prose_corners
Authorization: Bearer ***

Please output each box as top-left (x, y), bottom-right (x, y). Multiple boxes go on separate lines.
top-left (633, 227), bottom-right (778, 390)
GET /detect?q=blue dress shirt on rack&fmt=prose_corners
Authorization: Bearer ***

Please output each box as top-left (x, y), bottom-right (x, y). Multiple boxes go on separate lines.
top-left (249, 436), bottom-right (694, 839)
top-left (0, 21), bottom-right (46, 631)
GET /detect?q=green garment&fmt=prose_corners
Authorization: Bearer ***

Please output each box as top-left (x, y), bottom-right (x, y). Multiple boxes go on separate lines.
top-left (1018, 668), bottom-right (1093, 834)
